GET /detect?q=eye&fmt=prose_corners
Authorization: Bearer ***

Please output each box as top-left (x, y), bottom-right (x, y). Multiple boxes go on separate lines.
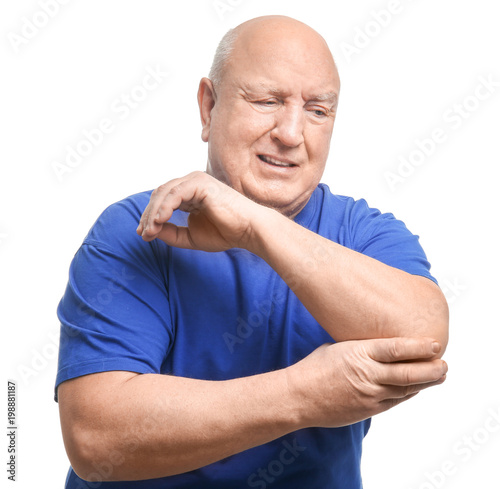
top-left (255, 99), bottom-right (279, 107)
top-left (248, 98), bottom-right (282, 113)
top-left (306, 105), bottom-right (334, 124)
top-left (309, 106), bottom-right (328, 118)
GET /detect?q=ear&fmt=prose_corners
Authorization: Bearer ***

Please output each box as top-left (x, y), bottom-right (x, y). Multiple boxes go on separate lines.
top-left (197, 77), bottom-right (216, 142)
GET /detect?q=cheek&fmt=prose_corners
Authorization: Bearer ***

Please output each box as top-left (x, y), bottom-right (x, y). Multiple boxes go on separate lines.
top-left (207, 113), bottom-right (260, 180)
top-left (234, 114), bottom-right (271, 146)
top-left (307, 125), bottom-right (332, 161)
top-left (228, 102), bottom-right (273, 134)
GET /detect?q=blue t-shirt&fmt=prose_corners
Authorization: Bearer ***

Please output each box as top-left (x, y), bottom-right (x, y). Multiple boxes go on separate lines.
top-left (55, 183), bottom-right (436, 488)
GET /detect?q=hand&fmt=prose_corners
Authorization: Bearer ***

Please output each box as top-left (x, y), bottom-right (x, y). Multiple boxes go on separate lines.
top-left (136, 172), bottom-right (265, 252)
top-left (287, 337), bottom-right (448, 428)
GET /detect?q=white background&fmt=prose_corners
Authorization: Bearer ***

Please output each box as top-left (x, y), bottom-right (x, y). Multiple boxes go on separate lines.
top-left (1, 0), bottom-right (499, 487)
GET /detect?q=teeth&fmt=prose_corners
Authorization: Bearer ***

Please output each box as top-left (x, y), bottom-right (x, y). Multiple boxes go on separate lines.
top-left (260, 155), bottom-right (293, 167)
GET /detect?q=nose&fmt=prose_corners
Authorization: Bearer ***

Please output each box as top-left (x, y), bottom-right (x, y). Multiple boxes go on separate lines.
top-left (270, 104), bottom-right (305, 148)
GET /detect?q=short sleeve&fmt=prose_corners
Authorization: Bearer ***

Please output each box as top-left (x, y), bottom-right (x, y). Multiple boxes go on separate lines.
top-left (344, 198), bottom-right (437, 285)
top-left (54, 193), bottom-right (173, 401)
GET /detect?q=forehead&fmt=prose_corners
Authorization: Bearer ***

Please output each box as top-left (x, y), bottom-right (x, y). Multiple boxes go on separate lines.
top-left (223, 25), bottom-right (340, 98)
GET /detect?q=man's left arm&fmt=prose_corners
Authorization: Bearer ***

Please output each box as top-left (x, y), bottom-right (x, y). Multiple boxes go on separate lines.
top-left (248, 206), bottom-right (449, 350)
top-left (138, 172), bottom-right (448, 353)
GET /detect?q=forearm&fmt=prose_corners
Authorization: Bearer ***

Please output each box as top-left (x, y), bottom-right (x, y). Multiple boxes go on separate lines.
top-left (138, 172), bottom-right (448, 348)
top-left (249, 207), bottom-right (448, 348)
top-left (59, 368), bottom-right (301, 481)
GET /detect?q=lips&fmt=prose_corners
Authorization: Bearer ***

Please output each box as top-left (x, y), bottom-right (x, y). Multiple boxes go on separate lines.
top-left (258, 154), bottom-right (297, 168)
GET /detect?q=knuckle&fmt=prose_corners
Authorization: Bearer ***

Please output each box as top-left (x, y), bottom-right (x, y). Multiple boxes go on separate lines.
top-left (168, 184), bottom-right (182, 196)
top-left (157, 202), bottom-right (167, 215)
top-left (419, 338), bottom-right (433, 356)
top-left (160, 179), bottom-right (180, 194)
top-left (400, 365), bottom-right (414, 385)
top-left (388, 339), bottom-right (402, 360)
top-left (368, 383), bottom-right (385, 403)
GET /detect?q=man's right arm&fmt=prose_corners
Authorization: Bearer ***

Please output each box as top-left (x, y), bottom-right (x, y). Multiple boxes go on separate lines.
top-left (58, 337), bottom-right (447, 482)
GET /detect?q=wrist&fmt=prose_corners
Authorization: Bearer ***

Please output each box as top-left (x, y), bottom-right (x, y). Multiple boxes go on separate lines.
top-left (282, 362), bottom-right (313, 431)
top-left (244, 205), bottom-right (287, 258)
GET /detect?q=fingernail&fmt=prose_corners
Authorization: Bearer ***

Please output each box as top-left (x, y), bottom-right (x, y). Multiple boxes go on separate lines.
top-left (432, 342), bottom-right (441, 354)
top-left (155, 212), bottom-right (161, 221)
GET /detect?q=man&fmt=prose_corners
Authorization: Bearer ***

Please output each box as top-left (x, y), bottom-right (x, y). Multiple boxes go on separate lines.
top-left (56, 15), bottom-right (448, 488)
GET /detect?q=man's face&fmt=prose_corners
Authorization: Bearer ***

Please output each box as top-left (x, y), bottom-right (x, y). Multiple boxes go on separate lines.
top-left (200, 20), bottom-right (340, 217)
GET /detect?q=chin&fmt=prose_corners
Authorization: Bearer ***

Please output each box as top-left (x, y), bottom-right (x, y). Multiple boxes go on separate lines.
top-left (256, 194), bottom-right (305, 218)
top-left (244, 187), bottom-right (288, 208)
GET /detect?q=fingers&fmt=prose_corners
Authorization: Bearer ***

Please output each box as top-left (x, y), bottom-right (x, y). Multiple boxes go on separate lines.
top-left (378, 392), bottom-right (419, 411)
top-left (377, 358), bottom-right (448, 387)
top-left (370, 336), bottom-right (448, 387)
top-left (136, 172), bottom-right (207, 241)
top-left (136, 177), bottom-right (185, 239)
top-left (377, 374), bottom-right (447, 412)
top-left (368, 336), bottom-right (442, 364)
top-left (379, 372), bottom-right (447, 399)
top-left (378, 388), bottom-right (420, 405)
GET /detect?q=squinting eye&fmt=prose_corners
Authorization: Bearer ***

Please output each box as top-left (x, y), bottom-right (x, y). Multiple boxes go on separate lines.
top-left (250, 99), bottom-right (281, 112)
top-left (256, 100), bottom-right (278, 107)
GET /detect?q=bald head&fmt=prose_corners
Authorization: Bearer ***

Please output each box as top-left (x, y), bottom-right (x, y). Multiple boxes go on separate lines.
top-left (209, 16), bottom-right (339, 90)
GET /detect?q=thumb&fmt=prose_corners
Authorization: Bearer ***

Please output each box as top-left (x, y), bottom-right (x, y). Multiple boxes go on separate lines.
top-left (156, 223), bottom-right (195, 249)
top-left (368, 337), bottom-right (441, 363)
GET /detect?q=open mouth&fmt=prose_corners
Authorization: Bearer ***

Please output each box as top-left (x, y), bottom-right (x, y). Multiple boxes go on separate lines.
top-left (258, 154), bottom-right (296, 168)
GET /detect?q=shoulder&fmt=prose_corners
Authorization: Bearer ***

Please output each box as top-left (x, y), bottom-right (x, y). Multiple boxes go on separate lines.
top-left (314, 184), bottom-right (392, 242)
top-left (315, 182), bottom-right (422, 251)
top-left (317, 184), bottom-right (436, 282)
top-left (83, 190), bottom-right (152, 244)
top-left (317, 183), bottom-right (402, 239)
top-left (73, 190), bottom-right (173, 269)
top-left (318, 183), bottom-right (390, 219)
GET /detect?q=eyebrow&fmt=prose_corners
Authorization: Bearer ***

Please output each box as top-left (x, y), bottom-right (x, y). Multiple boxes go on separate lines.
top-left (242, 83), bottom-right (284, 96)
top-left (310, 92), bottom-right (338, 105)
top-left (243, 83), bottom-right (338, 105)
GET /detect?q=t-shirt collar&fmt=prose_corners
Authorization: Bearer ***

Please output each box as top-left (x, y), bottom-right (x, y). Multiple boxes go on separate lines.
top-left (293, 185), bottom-right (320, 229)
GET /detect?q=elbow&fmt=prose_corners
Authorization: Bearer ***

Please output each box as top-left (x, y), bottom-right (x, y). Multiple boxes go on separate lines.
top-left (60, 421), bottom-right (90, 480)
top-left (430, 314), bottom-right (449, 359)
top-left (61, 417), bottom-right (128, 482)
top-left (62, 423), bottom-right (108, 481)
top-left (58, 376), bottom-right (137, 482)
top-left (432, 289), bottom-right (449, 356)
top-left (438, 306), bottom-right (449, 355)
top-left (418, 285), bottom-right (450, 357)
